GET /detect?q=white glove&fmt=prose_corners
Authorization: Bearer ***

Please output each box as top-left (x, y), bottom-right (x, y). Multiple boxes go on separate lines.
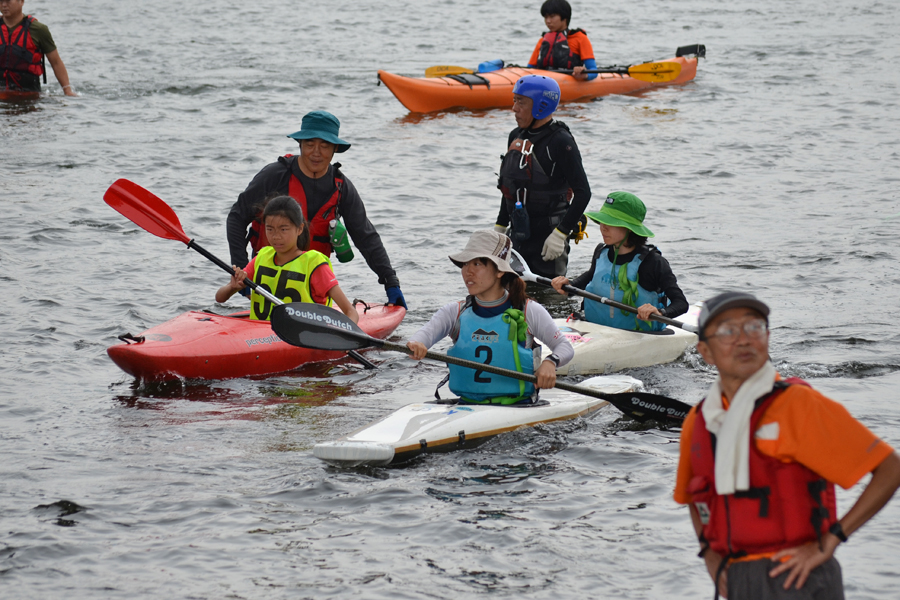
top-left (493, 224), bottom-right (508, 234)
top-left (541, 228), bottom-right (567, 261)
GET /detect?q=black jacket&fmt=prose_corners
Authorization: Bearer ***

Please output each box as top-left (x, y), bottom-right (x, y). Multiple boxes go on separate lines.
top-left (226, 156), bottom-right (399, 288)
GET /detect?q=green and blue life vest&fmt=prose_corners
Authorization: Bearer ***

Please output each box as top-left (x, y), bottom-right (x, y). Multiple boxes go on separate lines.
top-left (584, 245), bottom-right (666, 331)
top-left (447, 300), bottom-right (536, 404)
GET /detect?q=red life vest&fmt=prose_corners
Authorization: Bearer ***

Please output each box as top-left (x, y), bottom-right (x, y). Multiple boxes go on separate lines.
top-left (249, 155), bottom-right (343, 257)
top-left (536, 29), bottom-right (583, 70)
top-left (0, 16), bottom-right (45, 91)
top-left (688, 378), bottom-right (838, 557)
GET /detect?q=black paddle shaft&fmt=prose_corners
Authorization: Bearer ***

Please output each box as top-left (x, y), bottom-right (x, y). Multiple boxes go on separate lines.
top-left (186, 239), bottom-right (265, 294)
top-left (528, 273), bottom-right (694, 332)
top-left (270, 304), bottom-right (691, 423)
top-left (187, 239), bottom-right (298, 309)
top-left (380, 340), bottom-right (689, 422)
top-left (187, 240), bottom-right (375, 369)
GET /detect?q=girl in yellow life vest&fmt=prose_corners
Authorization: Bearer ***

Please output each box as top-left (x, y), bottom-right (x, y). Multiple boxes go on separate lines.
top-left (215, 195), bottom-right (359, 324)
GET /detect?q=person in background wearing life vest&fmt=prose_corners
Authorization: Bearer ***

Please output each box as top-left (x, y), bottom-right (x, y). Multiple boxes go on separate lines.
top-left (226, 110), bottom-right (407, 309)
top-left (549, 192), bottom-right (687, 331)
top-left (674, 292), bottom-right (900, 600)
top-left (527, 0), bottom-right (597, 81)
top-left (1, 0), bottom-right (75, 95)
top-left (494, 75), bottom-right (591, 279)
top-left (406, 230), bottom-right (573, 405)
top-left (216, 196), bottom-right (359, 324)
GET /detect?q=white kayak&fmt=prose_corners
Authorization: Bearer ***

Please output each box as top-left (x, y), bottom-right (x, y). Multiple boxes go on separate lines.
top-left (545, 304), bottom-right (701, 376)
top-left (313, 374), bottom-right (641, 467)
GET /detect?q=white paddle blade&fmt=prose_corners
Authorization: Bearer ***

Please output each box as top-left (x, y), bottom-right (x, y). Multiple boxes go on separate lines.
top-left (509, 249), bottom-right (538, 282)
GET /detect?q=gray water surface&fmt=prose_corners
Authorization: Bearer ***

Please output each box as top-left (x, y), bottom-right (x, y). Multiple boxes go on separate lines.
top-left (2, 1), bottom-right (899, 598)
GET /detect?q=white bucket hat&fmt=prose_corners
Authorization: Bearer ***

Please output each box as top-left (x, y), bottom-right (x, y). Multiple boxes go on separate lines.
top-left (448, 230), bottom-right (516, 274)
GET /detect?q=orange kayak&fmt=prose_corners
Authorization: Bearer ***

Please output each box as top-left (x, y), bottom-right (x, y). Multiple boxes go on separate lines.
top-left (108, 302), bottom-right (406, 381)
top-left (379, 55), bottom-right (698, 113)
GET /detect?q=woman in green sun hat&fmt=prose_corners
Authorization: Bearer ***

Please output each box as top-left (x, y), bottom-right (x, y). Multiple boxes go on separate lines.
top-left (550, 191), bottom-right (688, 331)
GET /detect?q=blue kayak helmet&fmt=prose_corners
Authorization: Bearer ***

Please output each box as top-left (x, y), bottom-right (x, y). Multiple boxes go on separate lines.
top-left (512, 75), bottom-right (561, 120)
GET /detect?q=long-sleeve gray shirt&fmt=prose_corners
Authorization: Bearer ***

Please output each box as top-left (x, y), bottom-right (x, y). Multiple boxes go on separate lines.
top-left (409, 298), bottom-right (574, 366)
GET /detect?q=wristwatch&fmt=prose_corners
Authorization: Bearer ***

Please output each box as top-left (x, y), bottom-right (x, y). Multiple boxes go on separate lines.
top-left (828, 521), bottom-right (848, 543)
top-left (546, 354), bottom-right (561, 367)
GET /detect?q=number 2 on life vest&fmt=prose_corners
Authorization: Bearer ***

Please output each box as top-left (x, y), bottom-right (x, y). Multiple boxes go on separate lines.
top-left (474, 345), bottom-right (492, 383)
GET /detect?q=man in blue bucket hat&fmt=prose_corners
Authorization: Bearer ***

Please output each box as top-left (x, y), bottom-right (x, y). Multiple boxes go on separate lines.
top-left (226, 110), bottom-right (406, 308)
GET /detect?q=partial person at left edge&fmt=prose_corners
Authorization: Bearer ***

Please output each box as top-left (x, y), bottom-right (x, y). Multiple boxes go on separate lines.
top-left (226, 110), bottom-right (407, 308)
top-left (0, 0), bottom-right (76, 96)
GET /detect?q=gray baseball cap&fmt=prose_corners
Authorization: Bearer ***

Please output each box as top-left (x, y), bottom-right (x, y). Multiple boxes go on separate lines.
top-left (698, 291), bottom-right (770, 339)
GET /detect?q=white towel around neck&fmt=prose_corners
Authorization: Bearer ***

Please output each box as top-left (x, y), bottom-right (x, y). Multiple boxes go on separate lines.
top-left (700, 361), bottom-right (777, 495)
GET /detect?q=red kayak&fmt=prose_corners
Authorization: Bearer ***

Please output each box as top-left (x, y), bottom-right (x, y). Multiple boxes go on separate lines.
top-left (108, 302), bottom-right (406, 380)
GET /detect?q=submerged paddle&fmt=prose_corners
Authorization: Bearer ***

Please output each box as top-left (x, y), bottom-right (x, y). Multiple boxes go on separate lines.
top-left (102, 178), bottom-right (376, 369)
top-left (509, 249), bottom-right (698, 333)
top-left (270, 303), bottom-right (692, 423)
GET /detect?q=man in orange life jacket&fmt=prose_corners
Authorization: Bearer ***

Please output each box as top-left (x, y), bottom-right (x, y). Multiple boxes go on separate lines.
top-left (527, 0), bottom-right (597, 81)
top-left (226, 111), bottom-right (406, 308)
top-left (674, 292), bottom-right (900, 599)
top-left (1, 0), bottom-right (75, 95)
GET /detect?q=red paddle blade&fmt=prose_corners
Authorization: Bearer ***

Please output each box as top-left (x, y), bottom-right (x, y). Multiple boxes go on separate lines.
top-left (103, 178), bottom-right (191, 244)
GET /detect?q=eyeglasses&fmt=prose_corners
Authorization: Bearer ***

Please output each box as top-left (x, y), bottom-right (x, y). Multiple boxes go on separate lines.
top-left (706, 318), bottom-right (768, 345)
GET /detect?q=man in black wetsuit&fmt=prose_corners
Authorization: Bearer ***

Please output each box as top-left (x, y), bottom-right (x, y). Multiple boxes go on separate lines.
top-left (494, 74), bottom-right (591, 278)
top-left (226, 111), bottom-right (406, 308)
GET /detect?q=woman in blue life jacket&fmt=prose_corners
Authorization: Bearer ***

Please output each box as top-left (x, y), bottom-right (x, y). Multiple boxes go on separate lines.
top-left (406, 230), bottom-right (574, 404)
top-left (550, 192), bottom-right (688, 331)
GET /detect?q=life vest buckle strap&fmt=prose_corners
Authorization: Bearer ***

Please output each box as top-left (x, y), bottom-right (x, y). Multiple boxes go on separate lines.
top-left (807, 478), bottom-right (831, 548)
top-left (518, 139), bottom-right (534, 170)
top-left (433, 373), bottom-right (451, 400)
top-left (733, 486), bottom-right (771, 518)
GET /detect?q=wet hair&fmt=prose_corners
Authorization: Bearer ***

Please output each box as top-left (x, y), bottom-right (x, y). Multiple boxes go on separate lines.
top-left (541, 0), bottom-right (572, 25)
top-left (262, 195), bottom-right (310, 252)
top-left (501, 272), bottom-right (529, 310)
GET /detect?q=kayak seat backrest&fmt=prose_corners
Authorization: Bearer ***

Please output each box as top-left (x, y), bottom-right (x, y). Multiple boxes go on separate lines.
top-left (676, 44), bottom-right (706, 58)
top-left (447, 73), bottom-right (491, 89)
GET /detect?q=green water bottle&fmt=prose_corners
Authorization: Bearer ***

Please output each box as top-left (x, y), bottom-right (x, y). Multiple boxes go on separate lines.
top-left (329, 219), bottom-right (354, 263)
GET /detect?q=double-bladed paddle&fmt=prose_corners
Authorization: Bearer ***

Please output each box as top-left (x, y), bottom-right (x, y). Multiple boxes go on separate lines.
top-left (424, 60), bottom-right (681, 83)
top-left (104, 178), bottom-right (284, 305)
top-left (102, 178), bottom-right (376, 369)
top-left (270, 303), bottom-right (693, 423)
top-left (509, 249), bottom-right (698, 333)
top-left (555, 60), bottom-right (682, 82)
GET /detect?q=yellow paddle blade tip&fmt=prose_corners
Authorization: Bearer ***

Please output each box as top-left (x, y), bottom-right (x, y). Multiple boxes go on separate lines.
top-left (424, 65), bottom-right (475, 78)
top-left (627, 62), bottom-right (683, 83)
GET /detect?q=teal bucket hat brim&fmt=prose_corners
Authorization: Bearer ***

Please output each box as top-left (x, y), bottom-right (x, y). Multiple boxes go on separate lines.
top-left (585, 208), bottom-right (655, 237)
top-left (287, 130), bottom-right (351, 153)
top-left (287, 111), bottom-right (351, 153)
